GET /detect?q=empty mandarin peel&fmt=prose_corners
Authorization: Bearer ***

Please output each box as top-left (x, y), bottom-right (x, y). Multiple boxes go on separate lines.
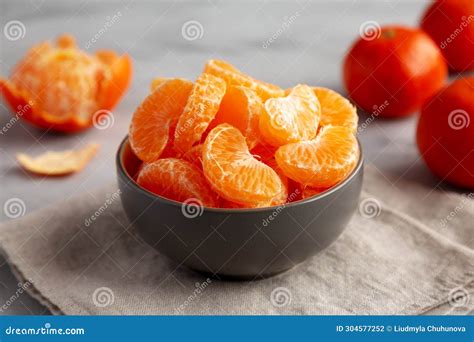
top-left (0, 34), bottom-right (132, 132)
top-left (17, 143), bottom-right (99, 176)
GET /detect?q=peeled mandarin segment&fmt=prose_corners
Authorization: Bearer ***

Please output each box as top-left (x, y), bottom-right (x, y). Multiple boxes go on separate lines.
top-left (182, 144), bottom-right (203, 169)
top-left (259, 84), bottom-right (321, 147)
top-left (150, 77), bottom-right (171, 92)
top-left (16, 143), bottom-right (99, 176)
top-left (313, 87), bottom-right (358, 133)
top-left (203, 59), bottom-right (284, 101)
top-left (275, 125), bottom-right (359, 188)
top-left (210, 86), bottom-right (263, 149)
top-left (137, 158), bottom-right (219, 207)
top-left (202, 124), bottom-right (284, 205)
top-left (259, 153), bottom-right (288, 206)
top-left (250, 143), bottom-right (278, 165)
top-left (129, 79), bottom-right (193, 162)
top-left (249, 143), bottom-right (289, 205)
top-left (174, 73), bottom-right (226, 154)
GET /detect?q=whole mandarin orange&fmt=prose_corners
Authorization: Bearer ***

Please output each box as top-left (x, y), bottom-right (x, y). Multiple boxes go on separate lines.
top-left (343, 26), bottom-right (448, 117)
top-left (417, 77), bottom-right (474, 189)
top-left (421, 0), bottom-right (474, 72)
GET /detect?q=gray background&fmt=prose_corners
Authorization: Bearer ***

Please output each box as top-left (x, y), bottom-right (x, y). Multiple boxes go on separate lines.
top-left (0, 0), bottom-right (464, 315)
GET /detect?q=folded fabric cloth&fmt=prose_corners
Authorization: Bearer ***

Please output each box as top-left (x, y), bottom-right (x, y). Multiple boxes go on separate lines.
top-left (0, 165), bottom-right (472, 315)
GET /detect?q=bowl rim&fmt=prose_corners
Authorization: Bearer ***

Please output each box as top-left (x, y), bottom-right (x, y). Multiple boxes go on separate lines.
top-left (116, 135), bottom-right (364, 213)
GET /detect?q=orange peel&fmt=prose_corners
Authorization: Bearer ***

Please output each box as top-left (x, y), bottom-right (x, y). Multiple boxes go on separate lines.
top-left (0, 34), bottom-right (132, 133)
top-left (17, 143), bottom-right (99, 176)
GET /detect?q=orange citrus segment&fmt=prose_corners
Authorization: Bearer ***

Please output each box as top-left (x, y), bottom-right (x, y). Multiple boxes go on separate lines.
top-left (259, 84), bottom-right (321, 147)
top-left (275, 125), bottom-right (359, 188)
top-left (174, 73), bottom-right (226, 153)
top-left (182, 144), bottom-right (203, 169)
top-left (129, 79), bottom-right (193, 162)
top-left (313, 87), bottom-right (358, 132)
top-left (209, 86), bottom-right (263, 149)
top-left (204, 59), bottom-right (284, 101)
top-left (202, 124), bottom-right (284, 205)
top-left (150, 77), bottom-right (171, 92)
top-left (16, 143), bottom-right (99, 176)
top-left (137, 158), bottom-right (219, 207)
top-left (265, 157), bottom-right (289, 206)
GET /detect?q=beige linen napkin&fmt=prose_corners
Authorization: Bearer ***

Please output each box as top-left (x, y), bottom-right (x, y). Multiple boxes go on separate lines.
top-left (0, 165), bottom-right (473, 315)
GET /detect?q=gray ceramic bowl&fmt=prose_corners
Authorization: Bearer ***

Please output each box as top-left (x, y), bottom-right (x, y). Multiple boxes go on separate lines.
top-left (116, 136), bottom-right (363, 279)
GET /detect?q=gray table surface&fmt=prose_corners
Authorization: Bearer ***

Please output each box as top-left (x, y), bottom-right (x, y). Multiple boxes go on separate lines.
top-left (0, 0), bottom-right (463, 315)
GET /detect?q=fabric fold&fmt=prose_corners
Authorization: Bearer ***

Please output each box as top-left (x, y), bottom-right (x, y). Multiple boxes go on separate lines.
top-left (0, 165), bottom-right (472, 315)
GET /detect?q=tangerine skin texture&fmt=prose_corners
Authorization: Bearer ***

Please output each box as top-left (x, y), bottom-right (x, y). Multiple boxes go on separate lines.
top-left (417, 77), bottom-right (474, 189)
top-left (0, 35), bottom-right (132, 132)
top-left (421, 0), bottom-right (474, 72)
top-left (343, 26), bottom-right (448, 117)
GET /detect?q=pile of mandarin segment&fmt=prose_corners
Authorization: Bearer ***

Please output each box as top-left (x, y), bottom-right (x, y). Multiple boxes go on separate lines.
top-left (129, 60), bottom-right (359, 209)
